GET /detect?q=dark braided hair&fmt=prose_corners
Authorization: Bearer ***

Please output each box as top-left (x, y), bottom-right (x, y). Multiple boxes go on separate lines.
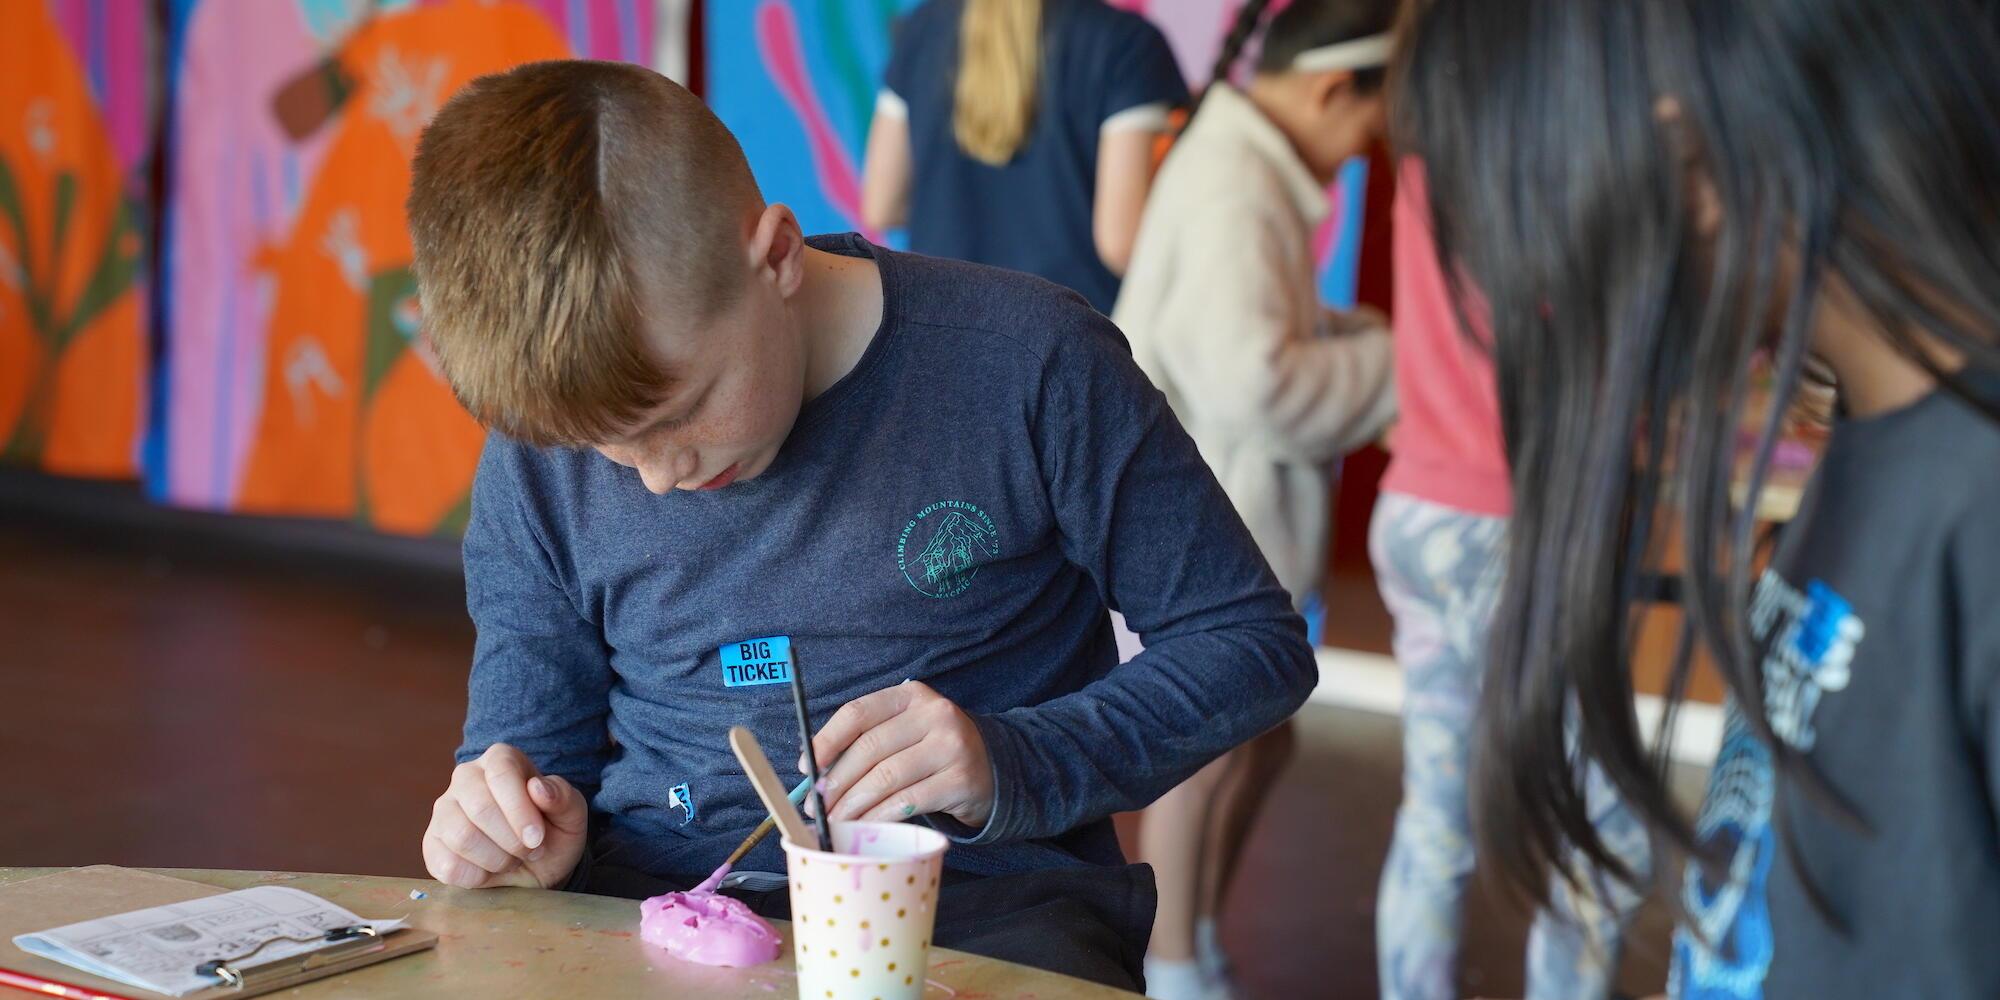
top-left (1190, 0), bottom-right (1399, 119)
top-left (1205, 0), bottom-right (1277, 96)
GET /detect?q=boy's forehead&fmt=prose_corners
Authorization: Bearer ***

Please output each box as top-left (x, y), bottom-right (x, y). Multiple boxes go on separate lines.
top-left (592, 370), bottom-right (692, 447)
top-left (636, 297), bottom-right (727, 373)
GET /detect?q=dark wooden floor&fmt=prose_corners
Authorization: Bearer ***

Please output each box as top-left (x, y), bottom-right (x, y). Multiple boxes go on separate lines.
top-left (0, 482), bottom-right (1678, 998)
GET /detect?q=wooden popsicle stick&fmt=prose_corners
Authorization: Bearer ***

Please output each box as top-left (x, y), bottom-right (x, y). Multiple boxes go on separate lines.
top-left (729, 726), bottom-right (815, 848)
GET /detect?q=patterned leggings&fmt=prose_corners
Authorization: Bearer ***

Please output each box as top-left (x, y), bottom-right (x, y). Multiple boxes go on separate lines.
top-left (1370, 493), bottom-right (1652, 1000)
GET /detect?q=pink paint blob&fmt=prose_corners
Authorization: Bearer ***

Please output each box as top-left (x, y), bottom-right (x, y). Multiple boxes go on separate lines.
top-left (639, 870), bottom-right (781, 968)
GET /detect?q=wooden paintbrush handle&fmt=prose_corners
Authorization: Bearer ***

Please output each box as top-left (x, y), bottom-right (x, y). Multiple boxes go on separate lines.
top-left (726, 816), bottom-right (777, 867)
top-left (729, 727), bottom-right (815, 847)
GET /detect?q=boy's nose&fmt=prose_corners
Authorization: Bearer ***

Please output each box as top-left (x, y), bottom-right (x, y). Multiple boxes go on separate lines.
top-left (637, 451), bottom-right (696, 495)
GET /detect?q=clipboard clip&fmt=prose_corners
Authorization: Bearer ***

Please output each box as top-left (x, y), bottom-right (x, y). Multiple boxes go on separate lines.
top-left (194, 924), bottom-right (388, 989)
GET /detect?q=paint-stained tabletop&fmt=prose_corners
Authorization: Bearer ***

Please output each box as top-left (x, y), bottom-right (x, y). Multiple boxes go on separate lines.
top-left (0, 868), bottom-right (1138, 999)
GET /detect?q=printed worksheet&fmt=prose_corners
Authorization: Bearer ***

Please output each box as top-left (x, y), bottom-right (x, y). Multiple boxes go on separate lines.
top-left (12, 885), bottom-right (404, 996)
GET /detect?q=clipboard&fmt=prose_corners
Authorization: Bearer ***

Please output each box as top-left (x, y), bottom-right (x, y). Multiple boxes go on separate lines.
top-left (0, 867), bottom-right (436, 999)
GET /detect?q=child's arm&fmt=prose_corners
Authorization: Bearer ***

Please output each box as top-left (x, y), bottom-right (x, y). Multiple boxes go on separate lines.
top-left (863, 8), bottom-right (926, 235)
top-left (801, 328), bottom-right (1314, 842)
top-left (1093, 127), bottom-right (1161, 275)
top-left (860, 91), bottom-right (912, 232)
top-left (424, 439), bottom-right (617, 887)
top-left (954, 328), bottom-right (1318, 843)
top-left (984, 329), bottom-right (1316, 842)
top-left (1167, 202), bottom-right (1397, 461)
top-left (1092, 9), bottom-right (1186, 276)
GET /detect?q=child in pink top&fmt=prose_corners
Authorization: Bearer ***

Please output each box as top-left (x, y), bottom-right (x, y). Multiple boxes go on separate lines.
top-left (1370, 162), bottom-right (1649, 1000)
top-left (1377, 165), bottom-right (1509, 518)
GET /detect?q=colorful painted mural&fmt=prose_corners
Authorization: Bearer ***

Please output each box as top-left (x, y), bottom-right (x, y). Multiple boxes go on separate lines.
top-left (705, 0), bottom-right (908, 242)
top-left (9, 0), bottom-right (1369, 537)
top-left (158, 0), bottom-right (667, 535)
top-left (0, 1), bottom-right (153, 478)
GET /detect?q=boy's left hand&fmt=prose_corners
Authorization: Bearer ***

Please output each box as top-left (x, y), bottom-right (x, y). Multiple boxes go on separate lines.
top-left (801, 680), bottom-right (994, 829)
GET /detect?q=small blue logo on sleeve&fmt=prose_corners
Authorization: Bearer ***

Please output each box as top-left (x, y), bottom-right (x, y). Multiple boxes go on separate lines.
top-left (666, 782), bottom-right (697, 825)
top-left (720, 636), bottom-right (794, 687)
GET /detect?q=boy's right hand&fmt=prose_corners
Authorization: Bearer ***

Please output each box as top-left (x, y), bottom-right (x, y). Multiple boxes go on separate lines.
top-left (421, 744), bottom-right (588, 889)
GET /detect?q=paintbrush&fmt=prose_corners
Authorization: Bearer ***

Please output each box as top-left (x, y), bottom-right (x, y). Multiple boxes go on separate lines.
top-left (689, 772), bottom-right (816, 895)
top-left (722, 775), bottom-right (814, 868)
top-left (730, 726), bottom-right (815, 851)
top-left (787, 649), bottom-right (836, 852)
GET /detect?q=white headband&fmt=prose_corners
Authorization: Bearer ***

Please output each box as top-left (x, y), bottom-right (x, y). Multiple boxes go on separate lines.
top-left (1289, 32), bottom-right (1394, 74)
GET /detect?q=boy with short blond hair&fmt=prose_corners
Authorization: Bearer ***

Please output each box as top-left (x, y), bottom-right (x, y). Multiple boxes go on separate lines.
top-left (408, 60), bottom-right (1314, 989)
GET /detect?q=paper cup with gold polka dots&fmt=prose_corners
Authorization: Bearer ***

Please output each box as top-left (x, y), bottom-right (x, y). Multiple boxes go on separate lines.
top-left (783, 821), bottom-right (948, 1000)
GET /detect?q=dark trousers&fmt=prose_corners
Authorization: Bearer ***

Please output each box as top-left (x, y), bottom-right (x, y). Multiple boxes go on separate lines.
top-left (582, 861), bottom-right (1156, 992)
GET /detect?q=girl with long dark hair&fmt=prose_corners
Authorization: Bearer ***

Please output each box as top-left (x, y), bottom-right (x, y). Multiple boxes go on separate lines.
top-left (1372, 164), bottom-right (1651, 1000)
top-left (1396, 0), bottom-right (2000, 995)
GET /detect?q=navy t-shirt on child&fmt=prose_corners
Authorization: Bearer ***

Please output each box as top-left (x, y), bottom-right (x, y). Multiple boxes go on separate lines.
top-left (1669, 372), bottom-right (2000, 998)
top-left (457, 235), bottom-right (1315, 890)
top-left (880, 0), bottom-right (1188, 314)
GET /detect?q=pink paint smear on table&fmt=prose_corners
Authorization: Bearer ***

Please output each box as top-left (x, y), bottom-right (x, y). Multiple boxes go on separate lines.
top-left (638, 860), bottom-right (781, 967)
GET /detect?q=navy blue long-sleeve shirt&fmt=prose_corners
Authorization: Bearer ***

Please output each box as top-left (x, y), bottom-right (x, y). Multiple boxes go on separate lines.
top-left (456, 234), bottom-right (1315, 884)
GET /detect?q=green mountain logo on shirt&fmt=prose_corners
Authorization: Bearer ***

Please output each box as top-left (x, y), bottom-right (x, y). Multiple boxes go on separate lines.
top-left (896, 500), bottom-right (999, 599)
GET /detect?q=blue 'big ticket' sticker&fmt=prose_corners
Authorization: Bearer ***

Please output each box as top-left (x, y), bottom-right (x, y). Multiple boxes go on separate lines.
top-left (720, 636), bottom-right (794, 688)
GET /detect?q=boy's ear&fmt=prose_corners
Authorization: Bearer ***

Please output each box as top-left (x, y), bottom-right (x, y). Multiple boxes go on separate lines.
top-left (747, 202), bottom-right (807, 298)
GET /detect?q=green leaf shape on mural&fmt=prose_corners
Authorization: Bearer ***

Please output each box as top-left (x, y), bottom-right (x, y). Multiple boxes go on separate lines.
top-left (0, 157), bottom-right (54, 337)
top-left (50, 172), bottom-right (76, 287)
top-left (819, 0), bottom-right (906, 143)
top-left (362, 265), bottom-right (419, 403)
top-left (58, 193), bottom-right (140, 351)
top-left (0, 158), bottom-right (141, 465)
top-left (355, 264), bottom-right (430, 531)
